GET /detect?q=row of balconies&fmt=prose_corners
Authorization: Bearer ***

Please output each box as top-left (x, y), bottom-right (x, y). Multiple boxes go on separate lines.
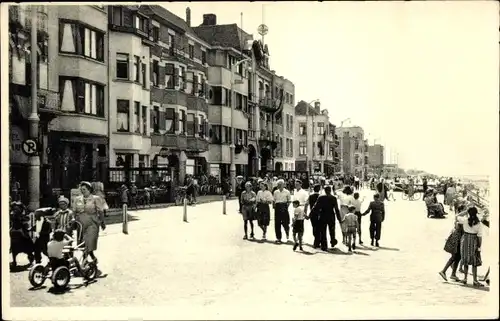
top-left (151, 134), bottom-right (209, 152)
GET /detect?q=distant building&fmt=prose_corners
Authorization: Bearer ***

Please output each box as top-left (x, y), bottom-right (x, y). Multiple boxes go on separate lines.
top-left (294, 101), bottom-right (339, 176)
top-left (335, 126), bottom-right (367, 178)
top-left (368, 144), bottom-right (384, 167)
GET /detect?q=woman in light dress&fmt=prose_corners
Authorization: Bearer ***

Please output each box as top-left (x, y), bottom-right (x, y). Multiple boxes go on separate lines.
top-left (456, 207), bottom-right (484, 287)
top-left (240, 182), bottom-right (256, 240)
top-left (256, 180), bottom-right (274, 240)
top-left (338, 186), bottom-right (355, 245)
top-left (73, 181), bottom-right (106, 265)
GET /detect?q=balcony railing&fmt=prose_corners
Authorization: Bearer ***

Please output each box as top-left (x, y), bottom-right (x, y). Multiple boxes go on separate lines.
top-left (151, 133), bottom-right (187, 150)
top-left (186, 137), bottom-right (209, 152)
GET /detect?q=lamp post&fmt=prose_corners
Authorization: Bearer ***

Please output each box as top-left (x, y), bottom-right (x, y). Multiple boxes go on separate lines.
top-left (305, 99), bottom-right (319, 175)
top-left (27, 5), bottom-right (41, 211)
top-left (338, 117), bottom-right (350, 175)
top-left (230, 57), bottom-right (252, 194)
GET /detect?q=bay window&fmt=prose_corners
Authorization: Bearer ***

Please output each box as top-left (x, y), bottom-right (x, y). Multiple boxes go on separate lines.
top-left (134, 101), bottom-right (140, 133)
top-left (59, 20), bottom-right (104, 62)
top-left (165, 108), bottom-right (175, 133)
top-left (198, 115), bottom-right (205, 137)
top-left (116, 53), bottom-right (129, 79)
top-left (59, 77), bottom-right (104, 117)
top-left (187, 113), bottom-right (195, 136)
top-left (117, 99), bottom-right (130, 132)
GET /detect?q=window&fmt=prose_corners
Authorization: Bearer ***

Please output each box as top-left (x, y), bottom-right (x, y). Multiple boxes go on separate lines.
top-left (279, 137), bottom-right (283, 157)
top-left (139, 155), bottom-right (149, 168)
top-left (152, 26), bottom-right (159, 41)
top-left (165, 63), bottom-right (174, 89)
top-left (168, 34), bottom-right (175, 48)
top-left (135, 15), bottom-right (147, 33)
top-left (299, 123), bottom-right (307, 135)
top-left (189, 44), bottom-right (194, 59)
top-left (179, 66), bottom-right (186, 89)
top-left (317, 123), bottom-right (325, 135)
top-left (187, 113), bottom-right (195, 136)
top-left (289, 116), bottom-right (294, 132)
top-left (134, 102), bottom-right (140, 133)
top-left (201, 50), bottom-right (207, 64)
top-left (117, 99), bottom-right (130, 132)
top-left (112, 6), bottom-right (123, 25)
top-left (179, 110), bottom-right (186, 134)
top-left (210, 125), bottom-right (221, 143)
top-left (165, 108), bottom-right (175, 133)
top-left (152, 60), bottom-right (159, 86)
top-left (116, 53), bottom-right (129, 79)
top-left (141, 63), bottom-right (147, 88)
top-left (152, 106), bottom-right (160, 133)
top-left (290, 94), bottom-right (294, 105)
top-left (59, 77), bottom-right (105, 117)
top-left (142, 105), bottom-right (148, 134)
top-left (59, 21), bottom-right (104, 62)
top-left (198, 115), bottom-right (205, 136)
top-left (290, 139), bottom-right (294, 157)
top-left (235, 93), bottom-right (243, 110)
top-left (223, 88), bottom-right (230, 106)
top-left (134, 56), bottom-right (140, 82)
top-left (299, 142), bottom-right (307, 156)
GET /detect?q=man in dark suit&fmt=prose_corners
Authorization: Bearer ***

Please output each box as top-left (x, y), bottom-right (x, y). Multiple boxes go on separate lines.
top-left (362, 193), bottom-right (386, 247)
top-left (376, 179), bottom-right (389, 201)
top-left (311, 186), bottom-right (342, 251)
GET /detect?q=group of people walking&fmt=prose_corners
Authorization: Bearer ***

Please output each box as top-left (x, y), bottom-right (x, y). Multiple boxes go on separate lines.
top-left (10, 181), bottom-right (106, 269)
top-left (236, 178), bottom-right (387, 253)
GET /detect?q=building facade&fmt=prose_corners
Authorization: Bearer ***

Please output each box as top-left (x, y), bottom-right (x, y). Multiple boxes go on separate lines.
top-left (336, 126), bottom-right (367, 178)
top-left (294, 101), bottom-right (339, 175)
top-left (9, 4), bottom-right (109, 200)
top-left (272, 75), bottom-right (295, 171)
top-left (368, 144), bottom-right (384, 167)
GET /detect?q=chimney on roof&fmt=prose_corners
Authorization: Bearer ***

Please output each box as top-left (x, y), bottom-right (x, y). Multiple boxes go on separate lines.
top-left (314, 101), bottom-right (321, 113)
top-left (202, 14), bottom-right (217, 26)
top-left (186, 7), bottom-right (191, 27)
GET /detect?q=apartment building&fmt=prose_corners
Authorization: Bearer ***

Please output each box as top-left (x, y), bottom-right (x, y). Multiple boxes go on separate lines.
top-left (137, 5), bottom-right (210, 184)
top-left (9, 5), bottom-right (109, 196)
top-left (193, 13), bottom-right (292, 177)
top-left (193, 14), bottom-right (251, 178)
top-left (273, 75), bottom-right (295, 171)
top-left (294, 101), bottom-right (339, 176)
top-left (336, 126), bottom-right (367, 178)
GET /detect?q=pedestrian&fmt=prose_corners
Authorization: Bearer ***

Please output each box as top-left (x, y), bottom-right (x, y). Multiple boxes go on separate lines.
top-left (53, 196), bottom-right (75, 234)
top-left (439, 209), bottom-right (466, 282)
top-left (92, 182), bottom-right (109, 216)
top-left (338, 186), bottom-right (354, 245)
top-left (32, 210), bottom-right (52, 264)
top-left (129, 182), bottom-right (139, 209)
top-left (306, 184), bottom-right (322, 248)
top-left (273, 179), bottom-right (292, 244)
top-left (354, 176), bottom-right (360, 190)
top-left (456, 207), bottom-right (484, 287)
top-left (352, 192), bottom-right (366, 245)
top-left (311, 185), bottom-right (342, 251)
top-left (73, 181), bottom-right (106, 265)
top-left (240, 182), bottom-right (256, 240)
top-left (256, 180), bottom-right (274, 240)
top-left (342, 205), bottom-right (360, 252)
top-left (292, 200), bottom-right (306, 251)
top-left (120, 184), bottom-right (129, 207)
top-left (362, 193), bottom-right (385, 247)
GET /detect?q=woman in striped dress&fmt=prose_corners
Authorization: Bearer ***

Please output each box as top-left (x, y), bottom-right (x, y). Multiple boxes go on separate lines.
top-left (457, 207), bottom-right (484, 287)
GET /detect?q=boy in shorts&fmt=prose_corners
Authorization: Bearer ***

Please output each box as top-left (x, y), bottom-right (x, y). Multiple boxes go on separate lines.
top-left (292, 200), bottom-right (305, 252)
top-left (342, 205), bottom-right (360, 252)
top-left (47, 229), bottom-right (73, 271)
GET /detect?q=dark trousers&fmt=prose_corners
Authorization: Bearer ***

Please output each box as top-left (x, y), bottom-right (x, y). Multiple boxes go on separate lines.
top-left (237, 194), bottom-right (242, 212)
top-left (318, 218), bottom-right (337, 250)
top-left (274, 203), bottom-right (290, 241)
top-left (310, 214), bottom-right (320, 247)
top-left (34, 236), bottom-right (49, 263)
top-left (369, 220), bottom-right (382, 241)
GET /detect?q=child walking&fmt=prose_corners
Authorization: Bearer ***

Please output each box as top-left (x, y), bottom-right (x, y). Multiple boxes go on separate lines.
top-left (352, 192), bottom-right (365, 245)
top-left (292, 200), bottom-right (305, 251)
top-left (342, 205), bottom-right (360, 252)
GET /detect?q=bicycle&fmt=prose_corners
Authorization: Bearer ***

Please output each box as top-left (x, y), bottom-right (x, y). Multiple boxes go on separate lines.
top-left (174, 187), bottom-right (194, 206)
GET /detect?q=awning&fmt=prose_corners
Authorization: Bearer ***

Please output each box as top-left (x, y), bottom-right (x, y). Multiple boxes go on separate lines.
top-left (50, 131), bottom-right (108, 145)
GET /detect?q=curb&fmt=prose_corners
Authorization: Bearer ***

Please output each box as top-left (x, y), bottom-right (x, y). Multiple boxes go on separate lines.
top-left (105, 196), bottom-right (236, 216)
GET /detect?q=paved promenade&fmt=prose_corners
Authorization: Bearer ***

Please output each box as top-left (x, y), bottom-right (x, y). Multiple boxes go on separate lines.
top-left (7, 188), bottom-right (497, 319)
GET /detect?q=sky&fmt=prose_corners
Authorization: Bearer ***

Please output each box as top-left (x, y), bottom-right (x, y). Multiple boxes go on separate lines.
top-left (164, 1), bottom-right (499, 177)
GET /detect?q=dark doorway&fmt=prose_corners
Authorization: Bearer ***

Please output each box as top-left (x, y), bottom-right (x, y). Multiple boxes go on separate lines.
top-left (248, 144), bottom-right (256, 177)
top-left (275, 162), bottom-right (283, 172)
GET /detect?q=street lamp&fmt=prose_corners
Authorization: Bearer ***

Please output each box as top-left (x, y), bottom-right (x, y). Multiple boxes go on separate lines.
top-left (27, 5), bottom-right (41, 211)
top-left (230, 57), bottom-right (252, 193)
top-left (305, 99), bottom-right (319, 175)
top-left (338, 117), bottom-right (350, 175)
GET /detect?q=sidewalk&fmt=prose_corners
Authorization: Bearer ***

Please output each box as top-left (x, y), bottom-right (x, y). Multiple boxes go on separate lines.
top-left (105, 194), bottom-right (232, 216)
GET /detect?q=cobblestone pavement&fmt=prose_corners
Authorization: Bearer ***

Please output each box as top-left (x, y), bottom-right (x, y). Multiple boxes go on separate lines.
top-left (7, 188), bottom-right (498, 319)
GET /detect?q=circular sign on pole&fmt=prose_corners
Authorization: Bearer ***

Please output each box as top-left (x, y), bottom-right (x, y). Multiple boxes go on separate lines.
top-left (21, 139), bottom-right (38, 156)
top-left (257, 24), bottom-right (269, 36)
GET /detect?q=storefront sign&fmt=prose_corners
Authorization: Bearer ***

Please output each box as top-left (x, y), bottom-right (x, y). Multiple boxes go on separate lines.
top-left (10, 125), bottom-right (28, 164)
